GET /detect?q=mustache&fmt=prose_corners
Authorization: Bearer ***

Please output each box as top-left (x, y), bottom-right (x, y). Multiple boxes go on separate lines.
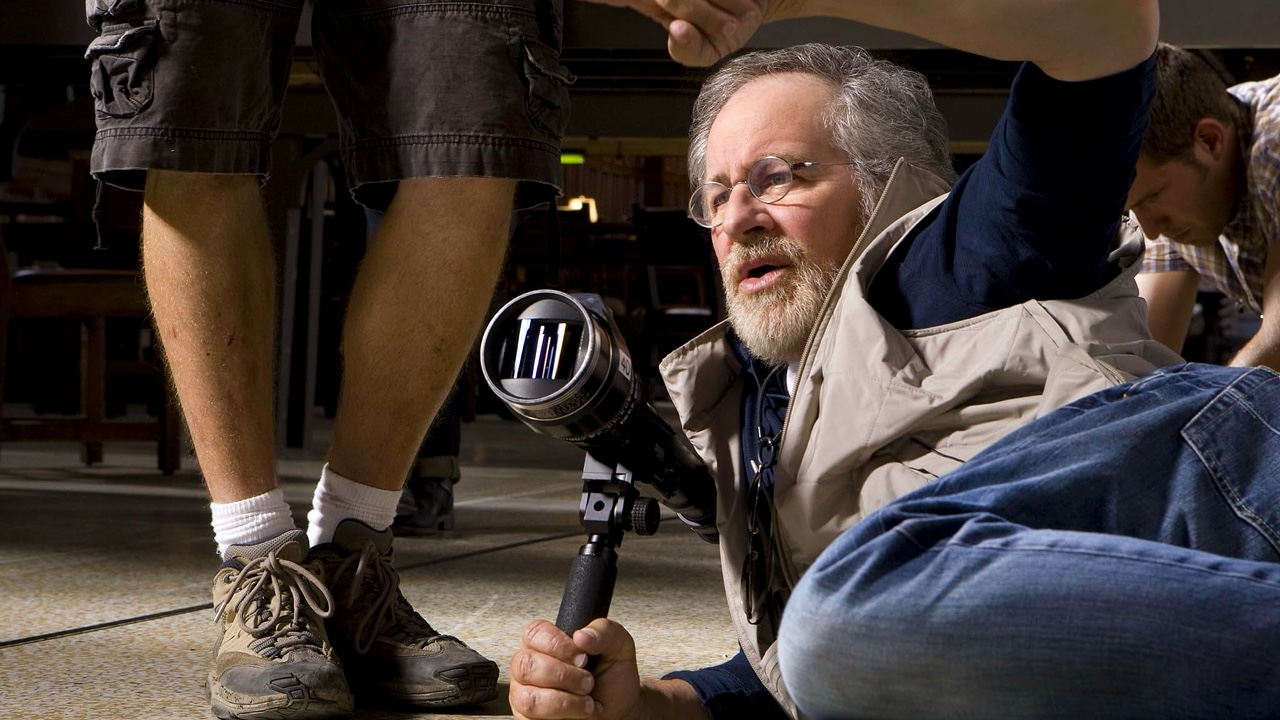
top-left (723, 234), bottom-right (806, 271)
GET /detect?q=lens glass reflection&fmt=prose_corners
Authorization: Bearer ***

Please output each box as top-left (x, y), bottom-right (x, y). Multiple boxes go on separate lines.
top-left (503, 319), bottom-right (584, 380)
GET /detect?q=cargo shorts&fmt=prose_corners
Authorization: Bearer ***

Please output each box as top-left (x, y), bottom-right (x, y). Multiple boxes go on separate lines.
top-left (84, 0), bottom-right (573, 210)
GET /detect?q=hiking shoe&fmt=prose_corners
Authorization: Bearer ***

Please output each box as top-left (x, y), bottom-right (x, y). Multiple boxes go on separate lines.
top-left (309, 519), bottom-right (499, 708)
top-left (207, 529), bottom-right (353, 719)
top-left (392, 475), bottom-right (455, 536)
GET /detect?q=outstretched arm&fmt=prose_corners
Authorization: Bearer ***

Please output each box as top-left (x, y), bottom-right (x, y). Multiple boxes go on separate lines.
top-left (584, 0), bottom-right (1158, 74)
top-left (1230, 240), bottom-right (1280, 371)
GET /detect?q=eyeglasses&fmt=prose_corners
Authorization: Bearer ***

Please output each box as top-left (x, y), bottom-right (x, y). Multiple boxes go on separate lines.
top-left (688, 156), bottom-right (854, 229)
top-left (740, 365), bottom-right (788, 626)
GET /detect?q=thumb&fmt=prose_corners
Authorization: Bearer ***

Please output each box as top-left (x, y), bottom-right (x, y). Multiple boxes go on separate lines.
top-left (572, 618), bottom-right (637, 662)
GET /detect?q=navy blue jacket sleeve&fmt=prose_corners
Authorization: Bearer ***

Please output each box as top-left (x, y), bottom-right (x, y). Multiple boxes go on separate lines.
top-left (867, 54), bottom-right (1156, 329)
top-left (663, 650), bottom-right (790, 720)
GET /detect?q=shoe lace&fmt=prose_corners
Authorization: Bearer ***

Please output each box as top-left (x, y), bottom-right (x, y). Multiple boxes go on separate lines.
top-left (329, 542), bottom-right (444, 655)
top-left (213, 551), bottom-right (335, 658)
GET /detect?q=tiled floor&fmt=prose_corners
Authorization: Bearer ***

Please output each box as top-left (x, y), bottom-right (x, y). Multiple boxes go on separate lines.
top-left (0, 412), bottom-right (736, 719)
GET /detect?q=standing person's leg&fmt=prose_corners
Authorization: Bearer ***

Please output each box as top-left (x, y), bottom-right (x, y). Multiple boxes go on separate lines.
top-left (395, 381), bottom-right (465, 535)
top-left (143, 173), bottom-right (278, 503)
top-left (86, 2), bottom-right (353, 718)
top-left (359, 209), bottom-right (466, 536)
top-left (779, 364), bottom-right (1280, 720)
top-left (303, 0), bottom-right (570, 709)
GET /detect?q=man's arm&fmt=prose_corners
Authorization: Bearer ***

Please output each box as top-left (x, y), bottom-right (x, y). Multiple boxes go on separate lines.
top-left (1230, 240), bottom-right (1280, 370)
top-left (1136, 269), bottom-right (1201, 354)
top-left (590, 0), bottom-right (1158, 72)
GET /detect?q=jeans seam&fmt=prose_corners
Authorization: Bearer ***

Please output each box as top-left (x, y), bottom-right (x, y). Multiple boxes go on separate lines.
top-left (952, 542), bottom-right (1280, 588)
top-left (890, 524), bottom-right (930, 551)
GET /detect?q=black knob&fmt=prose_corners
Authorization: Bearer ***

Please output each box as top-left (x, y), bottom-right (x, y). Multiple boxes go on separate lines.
top-left (630, 497), bottom-right (660, 536)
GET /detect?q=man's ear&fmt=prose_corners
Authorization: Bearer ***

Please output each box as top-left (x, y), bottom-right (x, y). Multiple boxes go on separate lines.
top-left (1191, 118), bottom-right (1232, 166)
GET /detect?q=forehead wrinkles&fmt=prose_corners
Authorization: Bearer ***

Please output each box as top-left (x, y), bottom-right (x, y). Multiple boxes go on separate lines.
top-left (705, 76), bottom-right (839, 184)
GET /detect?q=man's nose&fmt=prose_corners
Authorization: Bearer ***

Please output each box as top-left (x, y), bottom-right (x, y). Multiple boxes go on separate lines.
top-left (1131, 209), bottom-right (1168, 240)
top-left (718, 184), bottom-right (773, 239)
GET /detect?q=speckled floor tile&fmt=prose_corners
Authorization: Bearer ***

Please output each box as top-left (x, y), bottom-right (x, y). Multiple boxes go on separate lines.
top-left (0, 413), bottom-right (736, 719)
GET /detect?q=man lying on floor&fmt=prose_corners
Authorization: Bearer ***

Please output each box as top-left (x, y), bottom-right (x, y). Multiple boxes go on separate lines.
top-left (508, 2), bottom-right (1280, 719)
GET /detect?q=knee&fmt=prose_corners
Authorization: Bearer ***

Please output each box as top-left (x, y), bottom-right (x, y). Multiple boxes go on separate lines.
top-left (778, 572), bottom-right (863, 718)
top-left (144, 170), bottom-right (260, 208)
top-left (777, 532), bottom-right (932, 719)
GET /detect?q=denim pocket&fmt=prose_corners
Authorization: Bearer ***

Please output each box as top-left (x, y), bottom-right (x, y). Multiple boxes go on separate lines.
top-left (85, 19), bottom-right (157, 118)
top-left (519, 38), bottom-right (574, 138)
top-left (1181, 368), bottom-right (1280, 555)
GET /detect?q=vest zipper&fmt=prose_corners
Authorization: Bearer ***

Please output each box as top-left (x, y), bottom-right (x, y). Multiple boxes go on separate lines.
top-left (771, 159), bottom-right (908, 590)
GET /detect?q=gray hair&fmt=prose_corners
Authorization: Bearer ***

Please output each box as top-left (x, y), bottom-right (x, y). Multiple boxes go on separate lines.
top-left (688, 43), bottom-right (956, 218)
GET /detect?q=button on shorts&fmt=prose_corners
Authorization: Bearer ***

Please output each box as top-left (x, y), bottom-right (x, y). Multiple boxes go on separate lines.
top-left (85, 0), bottom-right (572, 210)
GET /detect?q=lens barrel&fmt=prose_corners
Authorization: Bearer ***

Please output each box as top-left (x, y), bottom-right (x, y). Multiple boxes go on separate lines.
top-left (481, 290), bottom-right (718, 542)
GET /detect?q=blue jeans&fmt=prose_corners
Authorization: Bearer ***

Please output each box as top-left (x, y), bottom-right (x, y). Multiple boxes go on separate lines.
top-left (777, 364), bottom-right (1280, 720)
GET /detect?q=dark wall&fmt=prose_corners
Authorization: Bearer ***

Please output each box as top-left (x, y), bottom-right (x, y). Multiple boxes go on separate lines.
top-left (6, 0), bottom-right (1280, 50)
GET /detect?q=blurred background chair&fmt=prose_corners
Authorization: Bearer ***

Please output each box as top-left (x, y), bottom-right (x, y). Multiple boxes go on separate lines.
top-left (630, 204), bottom-right (721, 398)
top-left (0, 157), bottom-right (181, 474)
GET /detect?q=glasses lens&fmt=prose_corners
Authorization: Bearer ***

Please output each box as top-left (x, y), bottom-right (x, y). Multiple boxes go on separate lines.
top-left (689, 182), bottom-right (730, 227)
top-left (749, 157), bottom-right (794, 203)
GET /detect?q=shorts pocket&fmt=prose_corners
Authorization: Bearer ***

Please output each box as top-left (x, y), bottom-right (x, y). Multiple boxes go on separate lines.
top-left (85, 20), bottom-right (158, 118)
top-left (520, 37), bottom-right (574, 138)
top-left (86, 0), bottom-right (145, 30)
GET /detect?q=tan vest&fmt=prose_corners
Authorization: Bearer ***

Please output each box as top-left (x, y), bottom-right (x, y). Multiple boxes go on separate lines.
top-left (659, 161), bottom-right (1184, 718)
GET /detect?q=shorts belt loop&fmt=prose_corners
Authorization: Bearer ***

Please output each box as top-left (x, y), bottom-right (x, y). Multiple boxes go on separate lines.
top-left (545, 201), bottom-right (561, 288)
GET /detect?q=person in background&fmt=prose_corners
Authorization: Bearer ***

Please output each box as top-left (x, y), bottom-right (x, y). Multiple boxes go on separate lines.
top-left (1127, 42), bottom-right (1280, 366)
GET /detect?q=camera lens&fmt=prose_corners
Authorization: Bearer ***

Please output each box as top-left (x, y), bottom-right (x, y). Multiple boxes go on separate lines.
top-left (481, 291), bottom-right (635, 444)
top-left (481, 290), bottom-right (719, 543)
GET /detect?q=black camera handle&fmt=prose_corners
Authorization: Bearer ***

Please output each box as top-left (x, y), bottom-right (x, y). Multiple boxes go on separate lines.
top-left (555, 451), bottom-right (660, 636)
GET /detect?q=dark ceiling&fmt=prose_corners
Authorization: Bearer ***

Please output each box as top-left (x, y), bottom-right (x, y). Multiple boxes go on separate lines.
top-left (2, 0), bottom-right (1279, 165)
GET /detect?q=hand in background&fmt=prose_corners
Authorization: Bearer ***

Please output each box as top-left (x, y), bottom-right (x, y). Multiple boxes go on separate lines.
top-left (578, 0), bottom-right (772, 67)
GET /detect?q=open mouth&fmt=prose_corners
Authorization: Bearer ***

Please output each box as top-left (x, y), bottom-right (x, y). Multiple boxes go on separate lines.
top-left (736, 260), bottom-right (791, 293)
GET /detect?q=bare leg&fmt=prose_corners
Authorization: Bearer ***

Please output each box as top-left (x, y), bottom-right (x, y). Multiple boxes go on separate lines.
top-left (142, 172), bottom-right (278, 503)
top-left (327, 176), bottom-right (515, 491)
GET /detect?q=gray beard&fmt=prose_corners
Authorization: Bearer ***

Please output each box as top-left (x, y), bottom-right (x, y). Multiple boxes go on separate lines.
top-left (722, 235), bottom-right (839, 367)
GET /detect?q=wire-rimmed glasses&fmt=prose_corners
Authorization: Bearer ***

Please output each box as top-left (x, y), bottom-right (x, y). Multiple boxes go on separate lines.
top-left (688, 156), bottom-right (854, 229)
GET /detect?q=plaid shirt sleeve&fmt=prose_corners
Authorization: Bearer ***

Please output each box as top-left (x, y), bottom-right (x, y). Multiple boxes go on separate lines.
top-left (1245, 80), bottom-right (1280, 247)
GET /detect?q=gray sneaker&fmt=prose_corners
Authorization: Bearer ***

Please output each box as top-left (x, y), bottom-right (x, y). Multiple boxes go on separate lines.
top-left (309, 519), bottom-right (499, 709)
top-left (207, 530), bottom-right (353, 720)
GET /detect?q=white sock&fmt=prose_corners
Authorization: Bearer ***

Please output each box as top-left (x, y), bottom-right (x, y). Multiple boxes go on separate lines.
top-left (209, 488), bottom-right (297, 558)
top-left (306, 463), bottom-right (401, 548)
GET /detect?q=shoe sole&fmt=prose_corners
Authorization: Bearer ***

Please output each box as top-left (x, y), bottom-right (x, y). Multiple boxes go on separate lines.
top-left (207, 680), bottom-right (354, 720)
top-left (356, 659), bottom-right (499, 709)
